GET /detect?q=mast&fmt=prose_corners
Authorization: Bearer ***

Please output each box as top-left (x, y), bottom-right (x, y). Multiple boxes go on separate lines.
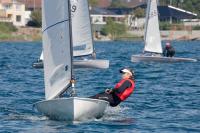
top-left (68, 0), bottom-right (76, 96)
top-left (68, 0), bottom-right (73, 78)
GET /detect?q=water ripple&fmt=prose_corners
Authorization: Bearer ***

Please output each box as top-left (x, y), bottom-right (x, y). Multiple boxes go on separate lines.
top-left (0, 41), bottom-right (200, 132)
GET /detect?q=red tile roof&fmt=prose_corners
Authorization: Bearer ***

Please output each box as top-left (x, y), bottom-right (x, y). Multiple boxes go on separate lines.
top-left (11, 0), bottom-right (145, 10)
top-left (0, 0), bottom-right (13, 4)
top-left (97, 0), bottom-right (112, 8)
top-left (17, 0), bottom-right (41, 9)
top-left (120, 0), bottom-right (146, 8)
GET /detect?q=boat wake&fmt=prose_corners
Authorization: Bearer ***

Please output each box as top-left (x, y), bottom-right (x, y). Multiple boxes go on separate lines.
top-left (95, 105), bottom-right (135, 125)
top-left (2, 113), bottom-right (48, 121)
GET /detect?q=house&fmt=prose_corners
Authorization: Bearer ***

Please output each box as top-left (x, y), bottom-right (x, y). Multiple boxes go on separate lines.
top-left (90, 7), bottom-right (127, 25)
top-left (17, 0), bottom-right (41, 10)
top-left (130, 4), bottom-right (198, 28)
top-left (134, 3), bottom-right (198, 22)
top-left (90, 7), bottom-right (145, 31)
top-left (0, 0), bottom-right (31, 26)
top-left (158, 5), bottom-right (197, 23)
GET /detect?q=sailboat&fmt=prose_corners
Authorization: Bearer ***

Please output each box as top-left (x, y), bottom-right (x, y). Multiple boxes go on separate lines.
top-left (32, 0), bottom-right (109, 69)
top-left (131, 0), bottom-right (197, 63)
top-left (32, 51), bottom-right (43, 68)
top-left (34, 0), bottom-right (108, 121)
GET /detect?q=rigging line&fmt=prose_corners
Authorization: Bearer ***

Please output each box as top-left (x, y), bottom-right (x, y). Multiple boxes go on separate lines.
top-left (42, 19), bottom-right (70, 33)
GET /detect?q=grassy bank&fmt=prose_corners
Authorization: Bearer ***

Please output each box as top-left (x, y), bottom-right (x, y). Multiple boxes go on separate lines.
top-left (0, 22), bottom-right (41, 42)
top-left (0, 33), bottom-right (24, 41)
top-left (114, 32), bottom-right (143, 41)
top-left (1, 22), bottom-right (199, 42)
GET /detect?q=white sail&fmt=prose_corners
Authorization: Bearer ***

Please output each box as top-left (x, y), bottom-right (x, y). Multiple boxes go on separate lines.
top-left (144, 0), bottom-right (162, 54)
top-left (42, 0), bottom-right (72, 100)
top-left (39, 51), bottom-right (43, 60)
top-left (71, 0), bottom-right (94, 57)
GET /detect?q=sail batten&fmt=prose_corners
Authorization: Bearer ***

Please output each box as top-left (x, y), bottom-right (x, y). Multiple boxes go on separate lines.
top-left (144, 0), bottom-right (163, 54)
top-left (43, 19), bottom-right (70, 33)
top-left (42, 0), bottom-right (72, 100)
top-left (71, 0), bottom-right (94, 56)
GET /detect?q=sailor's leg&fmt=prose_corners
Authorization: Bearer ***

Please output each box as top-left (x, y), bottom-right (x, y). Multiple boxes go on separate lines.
top-left (89, 92), bottom-right (115, 105)
top-left (89, 92), bottom-right (110, 100)
top-left (171, 50), bottom-right (175, 57)
top-left (166, 52), bottom-right (170, 57)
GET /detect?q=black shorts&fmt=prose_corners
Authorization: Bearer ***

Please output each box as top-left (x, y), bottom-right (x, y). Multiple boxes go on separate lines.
top-left (90, 92), bottom-right (121, 107)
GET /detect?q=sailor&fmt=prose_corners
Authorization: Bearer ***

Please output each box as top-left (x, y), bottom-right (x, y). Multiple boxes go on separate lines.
top-left (163, 42), bottom-right (175, 57)
top-left (90, 68), bottom-right (135, 107)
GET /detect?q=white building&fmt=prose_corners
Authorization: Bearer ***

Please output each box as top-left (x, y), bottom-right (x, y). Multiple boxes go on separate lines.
top-left (90, 8), bottom-right (127, 25)
top-left (90, 7), bottom-right (146, 32)
top-left (0, 0), bottom-right (31, 26)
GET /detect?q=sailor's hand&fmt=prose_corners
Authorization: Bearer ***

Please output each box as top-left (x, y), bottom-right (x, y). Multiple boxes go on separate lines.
top-left (105, 89), bottom-right (112, 94)
top-left (105, 89), bottom-right (109, 93)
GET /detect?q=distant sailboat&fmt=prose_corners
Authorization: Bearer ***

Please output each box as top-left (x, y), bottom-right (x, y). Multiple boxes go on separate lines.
top-left (32, 0), bottom-right (109, 69)
top-left (71, 0), bottom-right (109, 69)
top-left (32, 51), bottom-right (43, 68)
top-left (131, 0), bottom-right (197, 63)
top-left (34, 0), bottom-right (108, 121)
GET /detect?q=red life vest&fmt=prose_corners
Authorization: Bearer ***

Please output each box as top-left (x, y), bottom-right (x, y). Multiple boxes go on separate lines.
top-left (114, 78), bottom-right (135, 101)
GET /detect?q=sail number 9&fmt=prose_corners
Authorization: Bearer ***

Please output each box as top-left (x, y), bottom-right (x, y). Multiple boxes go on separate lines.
top-left (71, 5), bottom-right (77, 13)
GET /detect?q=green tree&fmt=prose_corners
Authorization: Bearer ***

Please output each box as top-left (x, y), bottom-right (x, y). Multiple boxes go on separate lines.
top-left (134, 7), bottom-right (145, 18)
top-left (30, 10), bottom-right (42, 27)
top-left (101, 18), bottom-right (127, 40)
top-left (159, 0), bottom-right (168, 5)
top-left (0, 22), bottom-right (17, 33)
top-left (110, 0), bottom-right (126, 8)
top-left (182, 0), bottom-right (200, 18)
top-left (88, 0), bottom-right (98, 7)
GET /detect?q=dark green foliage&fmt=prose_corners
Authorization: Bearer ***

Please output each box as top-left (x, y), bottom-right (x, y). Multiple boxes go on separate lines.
top-left (30, 10), bottom-right (42, 27)
top-left (192, 25), bottom-right (200, 30)
top-left (100, 27), bottom-right (108, 36)
top-left (134, 7), bottom-right (145, 18)
top-left (159, 22), bottom-right (171, 30)
top-left (159, 21), bottom-right (187, 31)
top-left (181, 0), bottom-right (200, 18)
top-left (101, 18), bottom-right (127, 40)
top-left (110, 0), bottom-right (126, 8)
top-left (88, 0), bottom-right (98, 7)
top-left (0, 22), bottom-right (17, 33)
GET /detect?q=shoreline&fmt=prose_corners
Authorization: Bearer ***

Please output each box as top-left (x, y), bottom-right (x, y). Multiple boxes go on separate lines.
top-left (1, 27), bottom-right (200, 42)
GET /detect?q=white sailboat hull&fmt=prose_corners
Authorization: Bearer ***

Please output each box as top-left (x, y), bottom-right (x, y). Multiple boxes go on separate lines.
top-left (131, 55), bottom-right (197, 63)
top-left (34, 97), bottom-right (108, 121)
top-left (33, 59), bottom-right (109, 69)
top-left (32, 60), bottom-right (43, 69)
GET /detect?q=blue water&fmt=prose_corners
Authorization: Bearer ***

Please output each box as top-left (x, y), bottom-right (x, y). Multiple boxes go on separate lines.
top-left (0, 41), bottom-right (200, 132)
